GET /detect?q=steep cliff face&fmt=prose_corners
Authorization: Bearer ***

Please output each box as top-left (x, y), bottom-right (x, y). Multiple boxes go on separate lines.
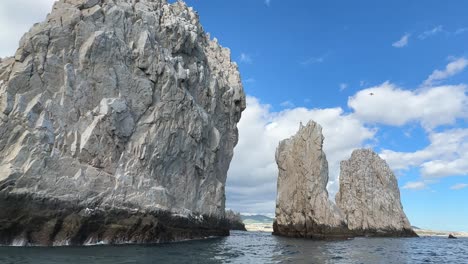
top-left (336, 149), bottom-right (417, 237)
top-left (273, 121), bottom-right (348, 238)
top-left (273, 122), bottom-right (416, 239)
top-left (0, 0), bottom-right (245, 246)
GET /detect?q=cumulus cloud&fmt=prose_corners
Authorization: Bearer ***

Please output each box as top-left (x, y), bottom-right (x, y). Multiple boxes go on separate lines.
top-left (348, 82), bottom-right (468, 129)
top-left (226, 96), bottom-right (375, 214)
top-left (392, 33), bottom-right (410, 48)
top-left (229, 71), bottom-right (468, 214)
top-left (418, 25), bottom-right (444, 40)
top-left (0, 0), bottom-right (56, 57)
top-left (423, 57), bottom-right (468, 86)
top-left (381, 129), bottom-right (468, 178)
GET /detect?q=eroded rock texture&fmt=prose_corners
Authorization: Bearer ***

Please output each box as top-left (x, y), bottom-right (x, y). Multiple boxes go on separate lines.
top-left (336, 149), bottom-right (417, 237)
top-left (273, 122), bottom-right (416, 239)
top-left (0, 0), bottom-right (245, 246)
top-left (273, 121), bottom-right (348, 238)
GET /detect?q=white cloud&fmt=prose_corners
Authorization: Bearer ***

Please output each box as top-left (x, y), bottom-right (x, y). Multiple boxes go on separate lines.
top-left (0, 0), bottom-right (56, 58)
top-left (381, 129), bottom-right (468, 178)
top-left (423, 57), bottom-right (468, 86)
top-left (451, 183), bottom-right (468, 190)
top-left (348, 82), bottom-right (468, 129)
top-left (418, 25), bottom-right (444, 40)
top-left (226, 96), bottom-right (375, 214)
top-left (229, 60), bottom-right (468, 213)
top-left (339, 83), bottom-right (348, 91)
top-left (403, 181), bottom-right (428, 190)
top-left (239, 53), bottom-right (253, 64)
top-left (392, 33), bottom-right (410, 48)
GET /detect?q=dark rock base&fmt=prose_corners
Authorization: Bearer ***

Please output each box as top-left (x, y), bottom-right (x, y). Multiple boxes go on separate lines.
top-left (349, 228), bottom-right (419, 238)
top-left (273, 221), bottom-right (418, 239)
top-left (272, 220), bottom-right (352, 240)
top-left (227, 221), bottom-right (247, 231)
top-left (0, 194), bottom-right (230, 246)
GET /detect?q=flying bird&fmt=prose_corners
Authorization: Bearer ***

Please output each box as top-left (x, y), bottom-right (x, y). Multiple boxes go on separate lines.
top-left (369, 92), bottom-right (374, 96)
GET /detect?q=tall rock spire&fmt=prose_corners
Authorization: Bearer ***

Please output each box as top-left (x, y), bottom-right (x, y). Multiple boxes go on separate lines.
top-left (273, 121), bottom-right (417, 238)
top-left (273, 121), bottom-right (349, 238)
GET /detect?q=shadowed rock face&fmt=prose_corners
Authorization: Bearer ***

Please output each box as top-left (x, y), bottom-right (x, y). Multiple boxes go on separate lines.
top-left (0, 193), bottom-right (230, 246)
top-left (273, 121), bottom-right (349, 238)
top-left (0, 0), bottom-right (245, 245)
top-left (336, 149), bottom-right (417, 237)
top-left (273, 121), bottom-right (417, 239)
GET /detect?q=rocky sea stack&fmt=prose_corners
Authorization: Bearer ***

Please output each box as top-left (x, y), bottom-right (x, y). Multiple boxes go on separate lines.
top-left (336, 149), bottom-right (417, 237)
top-left (273, 122), bottom-right (349, 238)
top-left (0, 0), bottom-right (245, 246)
top-left (273, 121), bottom-right (417, 239)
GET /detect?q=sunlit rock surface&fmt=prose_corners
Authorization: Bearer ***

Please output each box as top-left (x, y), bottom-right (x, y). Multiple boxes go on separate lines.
top-left (336, 149), bottom-right (417, 237)
top-left (0, 0), bottom-right (245, 246)
top-left (273, 121), bottom-right (349, 238)
top-left (273, 122), bottom-right (416, 239)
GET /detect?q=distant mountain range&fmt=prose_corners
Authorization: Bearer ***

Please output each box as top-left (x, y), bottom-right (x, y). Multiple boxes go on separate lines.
top-left (241, 215), bottom-right (274, 224)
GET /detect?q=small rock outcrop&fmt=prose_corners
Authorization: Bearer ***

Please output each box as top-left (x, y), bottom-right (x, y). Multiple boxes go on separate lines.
top-left (273, 121), bottom-right (417, 239)
top-left (225, 210), bottom-right (247, 231)
top-left (0, 0), bottom-right (245, 246)
top-left (336, 149), bottom-right (417, 237)
top-left (273, 121), bottom-right (349, 238)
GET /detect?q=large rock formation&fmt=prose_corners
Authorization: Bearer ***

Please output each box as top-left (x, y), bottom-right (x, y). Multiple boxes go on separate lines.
top-left (0, 0), bottom-right (245, 246)
top-left (336, 149), bottom-right (417, 237)
top-left (273, 122), bottom-right (417, 239)
top-left (273, 121), bottom-right (349, 238)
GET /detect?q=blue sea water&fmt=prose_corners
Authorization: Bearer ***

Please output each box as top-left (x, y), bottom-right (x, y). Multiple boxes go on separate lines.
top-left (0, 231), bottom-right (466, 263)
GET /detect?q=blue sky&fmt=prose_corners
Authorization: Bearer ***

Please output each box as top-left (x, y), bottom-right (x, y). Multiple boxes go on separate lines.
top-left (1, 0), bottom-right (467, 231)
top-left (176, 0), bottom-right (468, 231)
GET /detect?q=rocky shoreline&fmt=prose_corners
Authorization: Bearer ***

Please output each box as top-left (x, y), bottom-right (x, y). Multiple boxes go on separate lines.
top-left (414, 229), bottom-right (468, 238)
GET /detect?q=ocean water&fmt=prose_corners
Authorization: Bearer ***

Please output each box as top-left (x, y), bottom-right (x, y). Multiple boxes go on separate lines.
top-left (0, 231), bottom-right (466, 264)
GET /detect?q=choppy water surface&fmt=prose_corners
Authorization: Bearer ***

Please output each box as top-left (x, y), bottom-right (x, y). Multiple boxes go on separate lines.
top-left (0, 231), bottom-right (466, 263)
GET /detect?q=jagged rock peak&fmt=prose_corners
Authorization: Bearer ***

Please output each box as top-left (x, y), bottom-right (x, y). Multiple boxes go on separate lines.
top-left (336, 149), bottom-right (417, 237)
top-left (273, 121), bottom-right (348, 238)
top-left (0, 0), bottom-right (245, 246)
top-left (273, 122), bottom-right (417, 239)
